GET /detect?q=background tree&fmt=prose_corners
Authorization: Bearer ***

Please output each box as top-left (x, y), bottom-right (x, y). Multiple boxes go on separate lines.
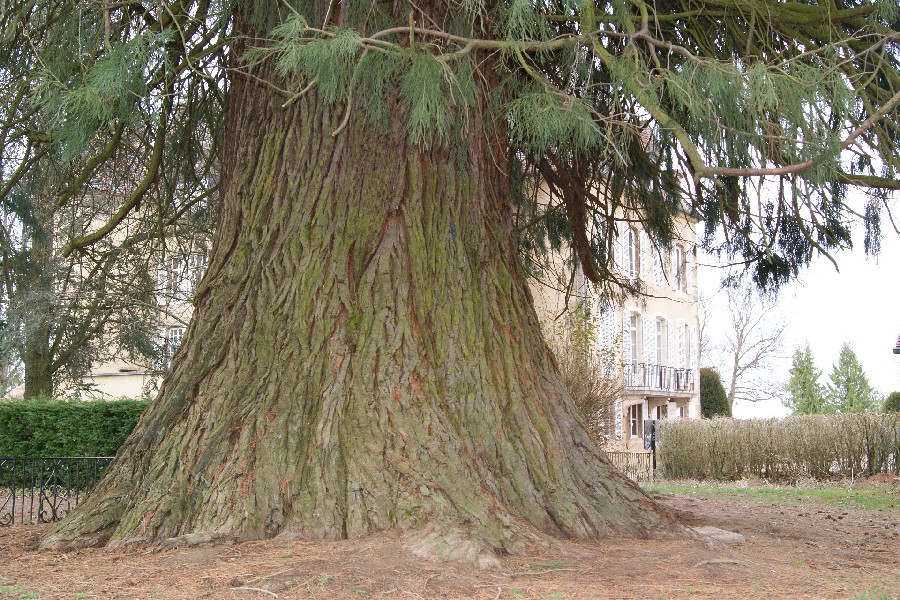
top-left (707, 283), bottom-right (786, 412)
top-left (699, 368), bottom-right (731, 418)
top-left (698, 291), bottom-right (713, 368)
top-left (825, 343), bottom-right (877, 413)
top-left (0, 7), bottom-right (221, 399)
top-left (883, 392), bottom-right (900, 413)
top-left (0, 0), bottom-right (892, 557)
top-left (783, 343), bottom-right (828, 415)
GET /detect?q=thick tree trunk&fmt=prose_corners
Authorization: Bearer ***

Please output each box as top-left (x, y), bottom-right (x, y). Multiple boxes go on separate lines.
top-left (43, 34), bottom-right (678, 556)
top-left (22, 200), bottom-right (56, 400)
top-left (23, 326), bottom-right (53, 400)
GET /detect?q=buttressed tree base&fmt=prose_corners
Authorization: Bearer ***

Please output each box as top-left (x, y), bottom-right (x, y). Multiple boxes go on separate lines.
top-left (42, 70), bottom-right (675, 556)
top-left (1, 0), bottom-right (891, 557)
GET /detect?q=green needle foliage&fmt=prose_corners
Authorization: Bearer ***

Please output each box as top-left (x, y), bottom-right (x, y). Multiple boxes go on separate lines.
top-left (1, 0), bottom-right (899, 303)
top-left (784, 343), bottom-right (827, 415)
top-left (825, 343), bottom-right (878, 413)
top-left (883, 392), bottom-right (900, 413)
top-left (699, 368), bottom-right (731, 418)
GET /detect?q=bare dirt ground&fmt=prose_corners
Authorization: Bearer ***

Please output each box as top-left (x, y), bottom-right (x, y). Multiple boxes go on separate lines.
top-left (1, 479), bottom-right (897, 599)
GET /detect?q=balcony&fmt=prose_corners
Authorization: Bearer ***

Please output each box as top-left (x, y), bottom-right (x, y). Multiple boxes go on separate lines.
top-left (623, 362), bottom-right (694, 396)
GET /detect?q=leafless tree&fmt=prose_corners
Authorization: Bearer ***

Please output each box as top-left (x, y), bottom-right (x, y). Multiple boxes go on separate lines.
top-left (698, 290), bottom-right (713, 368)
top-left (716, 284), bottom-right (787, 411)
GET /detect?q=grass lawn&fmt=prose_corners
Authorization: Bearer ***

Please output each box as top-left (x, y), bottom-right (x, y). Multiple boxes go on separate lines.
top-left (643, 482), bottom-right (900, 512)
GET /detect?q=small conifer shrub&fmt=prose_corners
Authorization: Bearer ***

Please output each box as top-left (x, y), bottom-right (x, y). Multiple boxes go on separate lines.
top-left (884, 392), bottom-right (900, 413)
top-left (700, 368), bottom-right (731, 418)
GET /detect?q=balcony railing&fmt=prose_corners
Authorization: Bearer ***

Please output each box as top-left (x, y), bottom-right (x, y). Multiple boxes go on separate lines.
top-left (623, 362), bottom-right (694, 393)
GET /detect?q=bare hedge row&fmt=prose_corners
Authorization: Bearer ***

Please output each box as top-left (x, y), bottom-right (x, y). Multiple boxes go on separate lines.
top-left (656, 413), bottom-right (900, 481)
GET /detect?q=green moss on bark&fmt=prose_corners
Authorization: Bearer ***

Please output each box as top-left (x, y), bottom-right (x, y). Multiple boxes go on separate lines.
top-left (43, 46), bottom-right (679, 556)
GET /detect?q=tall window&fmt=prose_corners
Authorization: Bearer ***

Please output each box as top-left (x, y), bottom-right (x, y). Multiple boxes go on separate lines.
top-left (158, 254), bottom-right (208, 301)
top-left (655, 318), bottom-right (666, 365)
top-left (625, 227), bottom-right (640, 279)
top-left (165, 327), bottom-right (185, 366)
top-left (624, 313), bottom-right (639, 365)
top-left (683, 322), bottom-right (692, 370)
top-left (628, 404), bottom-right (643, 438)
top-left (673, 245), bottom-right (685, 291)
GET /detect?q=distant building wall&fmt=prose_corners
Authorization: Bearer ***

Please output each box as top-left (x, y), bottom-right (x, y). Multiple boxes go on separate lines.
top-left (531, 206), bottom-right (701, 452)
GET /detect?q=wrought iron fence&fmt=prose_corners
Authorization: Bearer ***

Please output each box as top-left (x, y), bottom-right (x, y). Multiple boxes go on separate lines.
top-left (605, 451), bottom-right (653, 482)
top-left (1, 457), bottom-right (113, 526)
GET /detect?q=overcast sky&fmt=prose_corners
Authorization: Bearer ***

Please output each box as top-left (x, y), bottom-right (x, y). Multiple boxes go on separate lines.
top-left (698, 214), bottom-right (900, 419)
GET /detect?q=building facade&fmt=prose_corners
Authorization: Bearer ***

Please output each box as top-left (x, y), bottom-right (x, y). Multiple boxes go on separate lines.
top-left (531, 212), bottom-right (701, 451)
top-left (77, 248), bottom-right (207, 397)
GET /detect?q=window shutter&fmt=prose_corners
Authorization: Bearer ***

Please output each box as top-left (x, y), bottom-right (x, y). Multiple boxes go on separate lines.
top-left (616, 228), bottom-right (626, 274)
top-left (667, 318), bottom-right (675, 368)
top-left (153, 327), bottom-right (166, 370)
top-left (676, 320), bottom-right (686, 369)
top-left (622, 312), bottom-right (633, 365)
top-left (156, 258), bottom-right (169, 305)
top-left (671, 246), bottom-right (677, 289)
top-left (189, 254), bottom-right (208, 292)
top-left (653, 247), bottom-right (663, 285)
top-left (685, 249), bottom-right (692, 293)
top-left (640, 231), bottom-right (650, 280)
top-left (614, 398), bottom-right (623, 440)
top-left (600, 306), bottom-right (615, 350)
top-left (642, 313), bottom-right (654, 365)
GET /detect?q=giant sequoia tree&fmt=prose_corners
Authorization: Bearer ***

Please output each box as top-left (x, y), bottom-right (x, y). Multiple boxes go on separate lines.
top-left (2, 0), bottom-right (898, 555)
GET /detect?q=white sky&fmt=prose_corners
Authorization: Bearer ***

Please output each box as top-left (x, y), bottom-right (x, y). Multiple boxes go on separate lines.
top-left (698, 215), bottom-right (900, 419)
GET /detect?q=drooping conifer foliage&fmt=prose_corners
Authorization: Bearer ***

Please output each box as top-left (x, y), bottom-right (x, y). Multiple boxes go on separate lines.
top-left (1, 0), bottom-right (898, 556)
top-left (0, 0), bottom-right (223, 396)
top-left (3, 0), bottom-right (898, 294)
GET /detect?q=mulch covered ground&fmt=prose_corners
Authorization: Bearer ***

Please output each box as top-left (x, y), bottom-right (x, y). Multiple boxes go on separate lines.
top-left (1, 478), bottom-right (897, 599)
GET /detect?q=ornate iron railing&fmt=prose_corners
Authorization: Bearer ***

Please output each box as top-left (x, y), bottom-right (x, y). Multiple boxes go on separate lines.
top-left (623, 362), bottom-right (694, 393)
top-left (0, 457), bottom-right (113, 526)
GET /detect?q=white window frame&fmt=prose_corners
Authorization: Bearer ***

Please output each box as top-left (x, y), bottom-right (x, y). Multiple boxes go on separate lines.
top-left (158, 253), bottom-right (208, 302)
top-left (626, 227), bottom-right (639, 279)
top-left (165, 326), bottom-right (185, 365)
top-left (655, 318), bottom-right (665, 365)
top-left (628, 313), bottom-right (639, 364)
top-left (673, 245), bottom-right (685, 292)
top-left (628, 403), bottom-right (643, 438)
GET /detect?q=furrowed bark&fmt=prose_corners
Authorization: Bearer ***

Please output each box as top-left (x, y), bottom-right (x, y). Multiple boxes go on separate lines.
top-left (43, 23), bottom-right (678, 557)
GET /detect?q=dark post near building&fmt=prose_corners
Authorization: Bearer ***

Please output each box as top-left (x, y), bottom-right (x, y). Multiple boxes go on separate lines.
top-left (643, 419), bottom-right (657, 477)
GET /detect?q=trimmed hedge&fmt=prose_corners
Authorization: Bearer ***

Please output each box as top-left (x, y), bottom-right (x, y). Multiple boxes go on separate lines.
top-left (0, 398), bottom-right (149, 457)
top-left (657, 412), bottom-right (900, 481)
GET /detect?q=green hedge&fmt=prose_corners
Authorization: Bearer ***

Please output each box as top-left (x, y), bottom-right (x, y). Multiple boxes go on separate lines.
top-left (0, 398), bottom-right (149, 457)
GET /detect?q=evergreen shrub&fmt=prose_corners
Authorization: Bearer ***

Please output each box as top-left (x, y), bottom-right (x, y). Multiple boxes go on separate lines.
top-left (699, 368), bottom-right (731, 418)
top-left (0, 398), bottom-right (149, 457)
top-left (885, 392), bottom-right (900, 413)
